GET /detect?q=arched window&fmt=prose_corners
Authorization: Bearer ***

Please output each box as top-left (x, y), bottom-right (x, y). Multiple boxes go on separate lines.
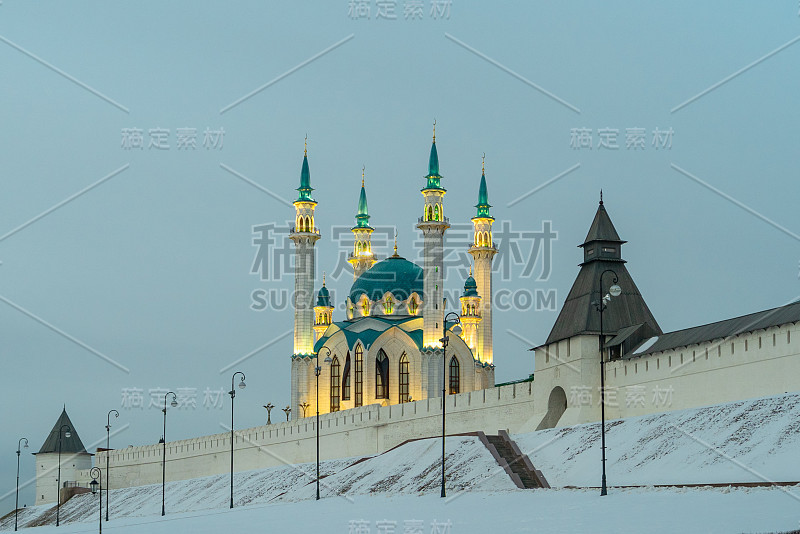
top-left (330, 356), bottom-right (340, 412)
top-left (376, 349), bottom-right (389, 399)
top-left (354, 345), bottom-right (363, 407)
top-left (449, 356), bottom-right (460, 395)
top-left (342, 353), bottom-right (351, 401)
top-left (384, 295), bottom-right (394, 315)
top-left (408, 296), bottom-right (418, 315)
top-left (362, 297), bottom-right (370, 317)
top-left (399, 353), bottom-right (410, 403)
top-left (356, 241), bottom-right (362, 255)
top-left (427, 205), bottom-right (433, 221)
top-left (433, 205), bottom-right (440, 221)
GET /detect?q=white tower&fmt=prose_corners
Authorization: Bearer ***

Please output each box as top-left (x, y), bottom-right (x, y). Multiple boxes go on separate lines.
top-left (469, 157), bottom-right (497, 365)
top-left (289, 138), bottom-right (320, 419)
top-left (416, 123), bottom-right (449, 348)
top-left (34, 408), bottom-right (92, 505)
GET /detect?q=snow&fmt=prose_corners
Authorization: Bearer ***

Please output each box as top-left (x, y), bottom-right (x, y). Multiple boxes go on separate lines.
top-left (517, 392), bottom-right (800, 487)
top-left (4, 394), bottom-right (800, 533)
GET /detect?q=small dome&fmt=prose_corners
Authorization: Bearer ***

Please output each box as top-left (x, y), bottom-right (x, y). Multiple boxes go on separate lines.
top-left (349, 256), bottom-right (423, 302)
top-left (463, 275), bottom-right (479, 297)
top-left (317, 285), bottom-right (331, 307)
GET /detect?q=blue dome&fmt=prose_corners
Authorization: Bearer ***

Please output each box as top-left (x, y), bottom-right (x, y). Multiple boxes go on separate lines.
top-left (317, 285), bottom-right (331, 307)
top-left (349, 256), bottom-right (424, 302)
top-left (463, 275), bottom-right (479, 297)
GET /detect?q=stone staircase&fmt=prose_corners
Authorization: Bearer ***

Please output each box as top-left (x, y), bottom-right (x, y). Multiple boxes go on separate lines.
top-left (479, 430), bottom-right (549, 489)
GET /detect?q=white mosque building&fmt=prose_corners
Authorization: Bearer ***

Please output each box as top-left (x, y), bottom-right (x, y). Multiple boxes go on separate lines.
top-left (289, 129), bottom-right (497, 418)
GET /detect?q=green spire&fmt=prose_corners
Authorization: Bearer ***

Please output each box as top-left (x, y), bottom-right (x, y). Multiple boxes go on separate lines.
top-left (297, 136), bottom-right (315, 202)
top-left (423, 120), bottom-right (444, 191)
top-left (475, 156), bottom-right (492, 218)
top-left (355, 167), bottom-right (371, 228)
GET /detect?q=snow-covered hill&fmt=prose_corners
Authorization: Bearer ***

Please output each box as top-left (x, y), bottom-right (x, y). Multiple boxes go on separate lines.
top-left (2, 436), bottom-right (513, 530)
top-left (4, 393), bottom-right (800, 533)
top-left (518, 392), bottom-right (800, 486)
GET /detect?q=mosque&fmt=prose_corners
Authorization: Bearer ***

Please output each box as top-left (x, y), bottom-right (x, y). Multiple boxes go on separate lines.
top-left (289, 127), bottom-right (497, 417)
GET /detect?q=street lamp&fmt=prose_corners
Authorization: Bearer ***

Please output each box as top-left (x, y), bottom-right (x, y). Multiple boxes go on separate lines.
top-left (593, 269), bottom-right (621, 497)
top-left (439, 311), bottom-right (462, 498)
top-left (15, 437), bottom-right (28, 531)
top-left (89, 467), bottom-right (102, 534)
top-left (263, 403), bottom-right (274, 425)
top-left (228, 371), bottom-right (246, 509)
top-left (282, 406), bottom-right (291, 421)
top-left (160, 391), bottom-right (178, 516)
top-left (315, 347), bottom-right (333, 500)
top-left (56, 424), bottom-right (71, 526)
top-left (104, 409), bottom-right (119, 521)
top-left (299, 402), bottom-right (309, 418)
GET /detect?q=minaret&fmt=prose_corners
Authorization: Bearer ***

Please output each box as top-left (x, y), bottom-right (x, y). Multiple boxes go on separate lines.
top-left (289, 137), bottom-right (320, 356)
top-left (416, 121), bottom-right (449, 348)
top-left (348, 167), bottom-right (377, 280)
top-left (468, 155), bottom-right (497, 364)
top-left (459, 267), bottom-right (482, 352)
top-left (313, 274), bottom-right (334, 342)
top-left (289, 138), bottom-right (320, 419)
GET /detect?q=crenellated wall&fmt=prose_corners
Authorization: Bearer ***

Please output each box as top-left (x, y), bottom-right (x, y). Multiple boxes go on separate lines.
top-left (77, 382), bottom-right (537, 491)
top-left (533, 321), bottom-right (800, 427)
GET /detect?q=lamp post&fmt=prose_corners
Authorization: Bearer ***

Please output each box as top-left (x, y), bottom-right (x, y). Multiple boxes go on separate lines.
top-left (228, 371), bottom-right (246, 509)
top-left (56, 424), bottom-right (71, 527)
top-left (89, 467), bottom-right (102, 534)
top-left (315, 348), bottom-right (333, 500)
top-left (160, 391), bottom-right (177, 516)
top-left (263, 403), bottom-right (274, 425)
top-left (593, 269), bottom-right (621, 497)
top-left (439, 311), bottom-right (462, 498)
top-left (104, 409), bottom-right (118, 522)
top-left (282, 406), bottom-right (291, 421)
top-left (299, 402), bottom-right (309, 418)
top-left (15, 437), bottom-right (28, 531)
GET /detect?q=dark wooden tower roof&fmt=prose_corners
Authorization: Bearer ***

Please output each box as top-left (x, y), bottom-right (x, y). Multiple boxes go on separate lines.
top-left (545, 197), bottom-right (662, 345)
top-left (35, 408), bottom-right (89, 455)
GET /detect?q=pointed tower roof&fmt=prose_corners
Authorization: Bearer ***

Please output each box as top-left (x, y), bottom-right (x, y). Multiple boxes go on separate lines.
top-left (544, 197), bottom-right (661, 346)
top-left (582, 192), bottom-right (624, 246)
top-left (35, 408), bottom-right (89, 455)
top-left (474, 155), bottom-right (492, 219)
top-left (463, 268), bottom-right (479, 297)
top-left (296, 136), bottom-right (315, 202)
top-left (317, 274), bottom-right (332, 307)
top-left (354, 167), bottom-right (372, 228)
top-left (423, 120), bottom-right (444, 191)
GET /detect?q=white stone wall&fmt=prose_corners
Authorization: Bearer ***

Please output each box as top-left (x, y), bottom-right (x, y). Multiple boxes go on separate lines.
top-left (532, 322), bottom-right (800, 427)
top-left (80, 383), bottom-right (536, 491)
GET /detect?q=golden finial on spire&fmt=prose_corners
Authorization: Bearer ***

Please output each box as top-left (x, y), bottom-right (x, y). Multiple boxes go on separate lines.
top-left (304, 133), bottom-right (307, 156)
top-left (469, 265), bottom-right (473, 277)
top-left (362, 165), bottom-right (365, 187)
top-left (482, 153), bottom-right (485, 174)
top-left (322, 271), bottom-right (326, 286)
top-left (432, 119), bottom-right (436, 142)
top-left (393, 230), bottom-right (398, 256)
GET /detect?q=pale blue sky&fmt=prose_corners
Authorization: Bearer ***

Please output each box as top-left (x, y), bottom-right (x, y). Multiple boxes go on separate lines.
top-left (1, 1), bottom-right (798, 513)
